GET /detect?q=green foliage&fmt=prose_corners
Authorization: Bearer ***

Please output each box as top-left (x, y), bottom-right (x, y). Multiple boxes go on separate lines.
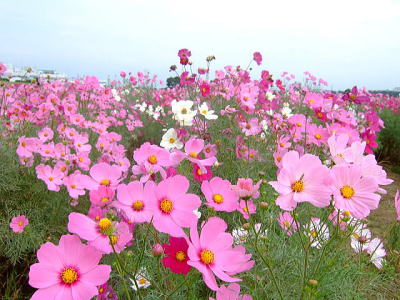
top-left (377, 109), bottom-right (400, 166)
top-left (166, 76), bottom-right (180, 89)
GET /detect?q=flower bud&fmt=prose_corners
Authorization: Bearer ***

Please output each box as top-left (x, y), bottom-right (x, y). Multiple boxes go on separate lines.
top-left (152, 244), bottom-right (164, 256)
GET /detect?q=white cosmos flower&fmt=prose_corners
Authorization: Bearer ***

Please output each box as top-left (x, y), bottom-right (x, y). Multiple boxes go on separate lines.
top-left (281, 106), bottom-right (293, 118)
top-left (265, 91), bottom-right (276, 101)
top-left (350, 224), bottom-right (371, 253)
top-left (112, 89), bottom-right (121, 102)
top-left (130, 268), bottom-right (151, 291)
top-left (171, 99), bottom-right (197, 126)
top-left (304, 218), bottom-right (330, 249)
top-left (199, 102), bottom-right (218, 120)
top-left (366, 238), bottom-right (386, 269)
top-left (160, 128), bottom-right (183, 150)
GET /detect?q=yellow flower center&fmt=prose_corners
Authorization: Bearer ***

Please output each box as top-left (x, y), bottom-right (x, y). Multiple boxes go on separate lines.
top-left (181, 108), bottom-right (188, 114)
top-left (139, 278), bottom-right (147, 285)
top-left (61, 268), bottom-right (78, 285)
top-left (132, 200), bottom-right (144, 211)
top-left (202, 109), bottom-right (207, 114)
top-left (99, 287), bottom-right (104, 293)
top-left (160, 199), bottom-right (173, 214)
top-left (101, 197), bottom-right (109, 203)
top-left (243, 207), bottom-right (249, 213)
top-left (189, 152), bottom-right (198, 158)
top-left (340, 185), bottom-right (355, 199)
top-left (343, 210), bottom-right (351, 217)
top-left (291, 180), bottom-right (304, 193)
top-left (18, 221), bottom-right (23, 226)
top-left (310, 230), bottom-right (317, 238)
top-left (169, 137), bottom-right (175, 144)
top-left (315, 133), bottom-right (321, 139)
top-left (148, 155), bottom-right (158, 164)
top-left (175, 250), bottom-right (186, 262)
top-left (99, 218), bottom-right (112, 231)
top-left (200, 249), bottom-right (214, 265)
top-left (45, 149), bottom-right (50, 154)
top-left (79, 157), bottom-right (84, 162)
top-left (48, 176), bottom-right (54, 181)
top-left (100, 179), bottom-right (110, 186)
top-left (197, 168), bottom-right (202, 175)
top-left (212, 194), bottom-right (224, 204)
top-left (283, 220), bottom-right (290, 227)
top-left (296, 122), bottom-right (302, 127)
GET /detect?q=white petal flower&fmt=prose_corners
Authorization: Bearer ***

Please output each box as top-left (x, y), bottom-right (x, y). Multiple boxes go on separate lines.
top-left (160, 128), bottom-right (183, 150)
top-left (199, 102), bottom-right (218, 120)
top-left (304, 218), bottom-right (329, 249)
top-left (171, 99), bottom-right (197, 126)
top-left (129, 268), bottom-right (151, 291)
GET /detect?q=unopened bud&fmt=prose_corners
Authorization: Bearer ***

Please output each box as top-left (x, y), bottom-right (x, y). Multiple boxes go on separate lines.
top-left (260, 202), bottom-right (269, 209)
top-left (308, 279), bottom-right (318, 286)
top-left (152, 243), bottom-right (164, 256)
top-left (242, 223), bottom-right (251, 230)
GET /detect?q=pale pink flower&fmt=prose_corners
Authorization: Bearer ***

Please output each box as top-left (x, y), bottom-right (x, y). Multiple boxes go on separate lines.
top-left (231, 178), bottom-right (262, 199)
top-left (113, 181), bottom-right (153, 223)
top-left (82, 163), bottom-right (122, 190)
top-left (10, 215), bottom-right (29, 233)
top-left (210, 283), bottom-right (252, 300)
top-left (238, 200), bottom-right (256, 220)
top-left (331, 164), bottom-right (380, 219)
top-left (187, 217), bottom-right (254, 291)
top-left (36, 164), bottom-right (65, 192)
top-left (29, 234), bottom-right (111, 300)
top-left (201, 177), bottom-right (239, 212)
top-left (269, 151), bottom-right (332, 211)
top-left (277, 212), bottom-right (298, 236)
top-left (148, 175), bottom-right (201, 237)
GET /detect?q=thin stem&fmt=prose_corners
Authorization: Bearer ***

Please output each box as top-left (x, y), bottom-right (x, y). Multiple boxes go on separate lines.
top-left (164, 274), bottom-right (191, 299)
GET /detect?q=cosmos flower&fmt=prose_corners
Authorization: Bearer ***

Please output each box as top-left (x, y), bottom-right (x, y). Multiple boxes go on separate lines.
top-left (10, 215), bottom-right (29, 233)
top-left (187, 217), bottom-right (254, 291)
top-left (28, 235), bottom-right (111, 300)
top-left (162, 236), bottom-right (191, 275)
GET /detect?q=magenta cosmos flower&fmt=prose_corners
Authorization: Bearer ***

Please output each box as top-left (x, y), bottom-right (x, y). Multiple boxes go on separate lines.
top-left (113, 181), bottom-right (153, 223)
top-left (162, 236), bottom-right (191, 275)
top-left (187, 217), bottom-right (254, 291)
top-left (331, 164), bottom-right (380, 219)
top-left (148, 175), bottom-right (201, 237)
top-left (201, 177), bottom-right (239, 212)
top-left (68, 213), bottom-right (132, 254)
top-left (29, 234), bottom-right (111, 300)
top-left (10, 215), bottom-right (29, 233)
top-left (253, 51), bottom-right (262, 65)
top-left (269, 151), bottom-right (332, 211)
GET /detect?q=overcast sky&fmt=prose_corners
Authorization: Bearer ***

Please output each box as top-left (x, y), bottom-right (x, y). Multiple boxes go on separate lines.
top-left (1, 0), bottom-right (399, 89)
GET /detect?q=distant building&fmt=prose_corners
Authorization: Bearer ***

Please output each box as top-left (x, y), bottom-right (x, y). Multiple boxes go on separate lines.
top-left (393, 87), bottom-right (400, 91)
top-left (0, 64), bottom-right (68, 81)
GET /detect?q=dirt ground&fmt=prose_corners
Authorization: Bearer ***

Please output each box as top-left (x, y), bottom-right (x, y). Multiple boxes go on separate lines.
top-left (368, 165), bottom-right (400, 238)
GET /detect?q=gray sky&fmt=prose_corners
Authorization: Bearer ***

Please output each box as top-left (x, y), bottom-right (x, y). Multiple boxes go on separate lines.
top-left (1, 0), bottom-right (399, 89)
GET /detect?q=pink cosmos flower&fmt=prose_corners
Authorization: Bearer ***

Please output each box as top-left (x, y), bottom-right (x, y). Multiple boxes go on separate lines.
top-left (187, 217), bottom-right (254, 291)
top-left (82, 163), bottom-right (122, 190)
top-left (17, 136), bottom-right (39, 158)
top-left (240, 118), bottom-right (261, 136)
top-left (269, 151), bottom-right (332, 211)
top-left (29, 234), bottom-right (111, 300)
top-left (210, 283), bottom-right (252, 300)
top-left (0, 62), bottom-right (7, 75)
top-left (90, 186), bottom-right (115, 207)
top-left (148, 175), bottom-right (201, 237)
top-left (395, 190), bottom-right (400, 221)
top-left (327, 134), bottom-right (350, 164)
top-left (200, 82), bottom-right (211, 97)
top-left (231, 178), bottom-right (262, 199)
top-left (178, 48), bottom-right (191, 65)
top-left (201, 177), bottom-right (239, 212)
top-left (192, 163), bottom-right (213, 183)
top-left (162, 236), bottom-right (191, 275)
top-left (113, 181), bottom-right (153, 223)
top-left (68, 213), bottom-right (132, 254)
top-left (38, 127), bottom-right (54, 142)
top-left (238, 200), bottom-right (256, 220)
top-left (253, 52), bottom-right (262, 65)
top-left (331, 164), bottom-right (380, 219)
top-left (63, 171), bottom-right (89, 199)
top-left (10, 215), bottom-right (29, 233)
top-left (36, 164), bottom-right (65, 192)
top-left (277, 212), bottom-right (298, 236)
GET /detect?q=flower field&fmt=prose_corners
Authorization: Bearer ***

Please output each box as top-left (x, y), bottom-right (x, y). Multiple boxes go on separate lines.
top-left (0, 50), bottom-right (400, 300)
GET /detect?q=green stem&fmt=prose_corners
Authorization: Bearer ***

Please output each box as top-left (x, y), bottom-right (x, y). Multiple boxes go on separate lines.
top-left (165, 274), bottom-right (190, 299)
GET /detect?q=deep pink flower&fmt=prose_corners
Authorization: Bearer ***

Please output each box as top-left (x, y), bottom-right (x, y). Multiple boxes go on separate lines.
top-left (187, 217), bottom-right (254, 291)
top-left (162, 236), bottom-right (191, 275)
top-left (10, 215), bottom-right (29, 233)
top-left (113, 181), bottom-right (153, 223)
top-left (29, 234), bottom-right (111, 300)
top-left (200, 82), bottom-right (211, 97)
top-left (331, 164), bottom-right (380, 219)
top-left (120, 71), bottom-right (126, 78)
top-left (269, 151), bottom-right (332, 211)
top-left (178, 48), bottom-right (191, 65)
top-left (202, 177), bottom-right (239, 212)
top-left (148, 175), bottom-right (201, 237)
top-left (232, 178), bottom-right (261, 199)
top-left (253, 52), bottom-right (262, 65)
top-left (192, 163), bottom-right (213, 183)
top-left (210, 283), bottom-right (252, 300)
